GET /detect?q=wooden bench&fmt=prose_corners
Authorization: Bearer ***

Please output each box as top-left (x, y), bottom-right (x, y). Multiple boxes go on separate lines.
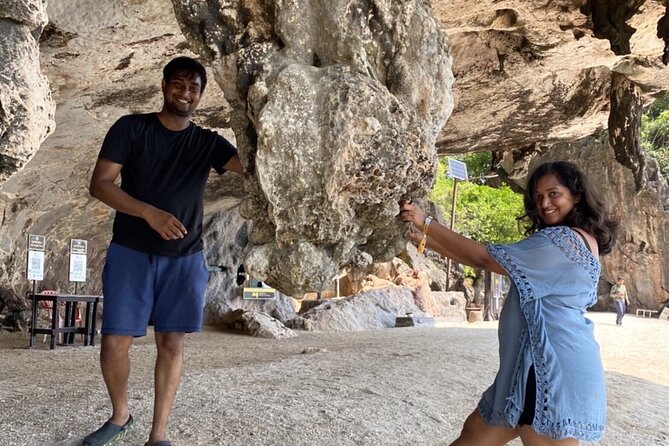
top-left (635, 309), bottom-right (658, 318)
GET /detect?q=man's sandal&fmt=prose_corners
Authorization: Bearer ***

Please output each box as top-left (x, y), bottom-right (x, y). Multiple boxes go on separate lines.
top-left (82, 415), bottom-right (134, 446)
top-left (144, 441), bottom-right (172, 446)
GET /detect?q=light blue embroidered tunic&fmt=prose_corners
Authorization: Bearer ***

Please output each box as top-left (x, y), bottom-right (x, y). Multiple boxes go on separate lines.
top-left (478, 226), bottom-right (605, 442)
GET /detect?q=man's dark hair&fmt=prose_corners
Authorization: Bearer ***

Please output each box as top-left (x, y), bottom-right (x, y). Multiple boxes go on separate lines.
top-left (163, 56), bottom-right (207, 92)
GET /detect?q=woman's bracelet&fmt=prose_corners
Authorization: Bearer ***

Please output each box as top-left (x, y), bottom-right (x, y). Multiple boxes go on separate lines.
top-left (417, 215), bottom-right (433, 254)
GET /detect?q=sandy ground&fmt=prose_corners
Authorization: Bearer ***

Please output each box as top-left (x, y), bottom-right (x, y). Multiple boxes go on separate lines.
top-left (0, 312), bottom-right (667, 446)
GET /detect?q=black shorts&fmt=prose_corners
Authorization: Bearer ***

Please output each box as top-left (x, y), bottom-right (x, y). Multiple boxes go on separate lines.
top-left (518, 364), bottom-right (536, 426)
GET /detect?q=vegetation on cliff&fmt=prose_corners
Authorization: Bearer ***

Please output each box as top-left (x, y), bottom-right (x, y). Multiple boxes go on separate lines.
top-left (641, 93), bottom-right (669, 180)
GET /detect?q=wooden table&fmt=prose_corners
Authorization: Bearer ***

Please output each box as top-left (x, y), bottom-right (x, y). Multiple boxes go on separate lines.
top-left (28, 293), bottom-right (103, 349)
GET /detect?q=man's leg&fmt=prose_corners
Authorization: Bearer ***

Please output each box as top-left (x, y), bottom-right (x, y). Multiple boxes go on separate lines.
top-left (83, 334), bottom-right (136, 445)
top-left (100, 334), bottom-right (134, 425)
top-left (615, 301), bottom-right (624, 325)
top-left (149, 331), bottom-right (186, 444)
top-left (148, 249), bottom-right (207, 444)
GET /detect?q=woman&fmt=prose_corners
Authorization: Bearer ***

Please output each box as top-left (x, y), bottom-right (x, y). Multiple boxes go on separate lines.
top-left (400, 161), bottom-right (618, 446)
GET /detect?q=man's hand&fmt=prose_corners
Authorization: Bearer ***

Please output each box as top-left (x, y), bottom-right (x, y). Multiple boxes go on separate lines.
top-left (144, 208), bottom-right (187, 240)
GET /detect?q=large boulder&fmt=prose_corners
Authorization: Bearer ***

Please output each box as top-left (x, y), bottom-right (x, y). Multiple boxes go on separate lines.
top-left (170, 0), bottom-right (454, 295)
top-left (288, 287), bottom-right (424, 332)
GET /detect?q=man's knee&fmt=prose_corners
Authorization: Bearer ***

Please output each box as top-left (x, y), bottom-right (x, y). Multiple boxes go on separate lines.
top-left (155, 332), bottom-right (185, 356)
top-left (101, 334), bottom-right (133, 358)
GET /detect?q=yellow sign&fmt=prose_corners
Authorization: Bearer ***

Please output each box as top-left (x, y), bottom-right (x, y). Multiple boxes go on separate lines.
top-left (243, 287), bottom-right (277, 300)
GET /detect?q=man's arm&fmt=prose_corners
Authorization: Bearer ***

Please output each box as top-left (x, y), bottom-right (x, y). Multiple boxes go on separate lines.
top-left (89, 159), bottom-right (187, 240)
top-left (223, 153), bottom-right (243, 174)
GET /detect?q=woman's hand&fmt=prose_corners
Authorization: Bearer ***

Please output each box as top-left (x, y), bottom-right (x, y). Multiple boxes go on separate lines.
top-left (405, 224), bottom-right (424, 245)
top-left (399, 200), bottom-right (427, 228)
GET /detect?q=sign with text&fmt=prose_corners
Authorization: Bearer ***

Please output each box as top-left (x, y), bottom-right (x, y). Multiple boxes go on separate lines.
top-left (243, 287), bottom-right (277, 300)
top-left (26, 235), bottom-right (46, 281)
top-left (69, 239), bottom-right (88, 282)
top-left (447, 158), bottom-right (469, 181)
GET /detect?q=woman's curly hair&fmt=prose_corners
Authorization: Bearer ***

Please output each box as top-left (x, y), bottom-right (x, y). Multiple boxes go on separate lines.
top-left (518, 161), bottom-right (619, 254)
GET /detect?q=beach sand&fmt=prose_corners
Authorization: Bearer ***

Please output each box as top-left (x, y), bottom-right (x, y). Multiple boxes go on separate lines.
top-left (0, 312), bottom-right (666, 446)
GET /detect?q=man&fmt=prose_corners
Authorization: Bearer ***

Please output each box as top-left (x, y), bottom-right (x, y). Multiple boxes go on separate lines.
top-left (84, 56), bottom-right (242, 446)
top-left (610, 277), bottom-right (630, 326)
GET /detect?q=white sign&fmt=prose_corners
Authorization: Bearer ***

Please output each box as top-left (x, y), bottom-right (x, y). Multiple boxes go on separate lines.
top-left (447, 158), bottom-right (469, 181)
top-left (28, 234), bottom-right (46, 251)
top-left (70, 239), bottom-right (87, 255)
top-left (27, 250), bottom-right (45, 281)
top-left (69, 239), bottom-right (88, 282)
top-left (26, 234), bottom-right (46, 281)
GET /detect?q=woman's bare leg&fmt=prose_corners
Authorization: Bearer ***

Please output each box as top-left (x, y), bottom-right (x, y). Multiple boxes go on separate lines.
top-left (449, 409), bottom-right (520, 446)
top-left (518, 426), bottom-right (579, 446)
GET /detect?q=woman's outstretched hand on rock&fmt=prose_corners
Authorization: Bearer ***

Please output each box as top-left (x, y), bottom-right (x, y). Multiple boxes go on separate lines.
top-left (399, 199), bottom-right (427, 228)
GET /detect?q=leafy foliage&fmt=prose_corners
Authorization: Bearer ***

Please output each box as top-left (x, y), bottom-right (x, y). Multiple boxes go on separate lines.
top-left (429, 157), bottom-right (524, 245)
top-left (640, 94), bottom-right (669, 180)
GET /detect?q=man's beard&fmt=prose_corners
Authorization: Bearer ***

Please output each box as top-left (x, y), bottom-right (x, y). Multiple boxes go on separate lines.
top-left (165, 100), bottom-right (193, 117)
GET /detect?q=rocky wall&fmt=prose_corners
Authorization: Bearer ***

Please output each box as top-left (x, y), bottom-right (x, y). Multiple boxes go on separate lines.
top-left (0, 0), bottom-right (54, 186)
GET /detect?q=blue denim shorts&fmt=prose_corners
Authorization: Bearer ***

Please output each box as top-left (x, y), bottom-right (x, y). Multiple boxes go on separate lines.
top-left (101, 243), bottom-right (209, 336)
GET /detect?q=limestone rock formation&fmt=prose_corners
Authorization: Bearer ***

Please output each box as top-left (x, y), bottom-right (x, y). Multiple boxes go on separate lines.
top-left (170, 0), bottom-right (455, 295)
top-left (435, 1), bottom-right (669, 158)
top-left (288, 287), bottom-right (424, 332)
top-left (0, 0), bottom-right (54, 185)
top-left (3, 0), bottom-right (669, 328)
top-left (202, 200), bottom-right (299, 325)
top-left (219, 309), bottom-right (297, 338)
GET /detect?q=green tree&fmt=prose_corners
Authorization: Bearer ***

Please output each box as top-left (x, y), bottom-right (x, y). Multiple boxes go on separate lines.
top-left (429, 157), bottom-right (524, 245)
top-left (641, 93), bottom-right (669, 180)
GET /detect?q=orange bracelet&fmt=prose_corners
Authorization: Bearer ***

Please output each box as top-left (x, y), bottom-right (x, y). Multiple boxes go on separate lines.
top-left (417, 216), bottom-right (433, 254)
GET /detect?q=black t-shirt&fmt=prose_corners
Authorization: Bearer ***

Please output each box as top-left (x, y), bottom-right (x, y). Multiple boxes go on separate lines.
top-left (98, 113), bottom-right (237, 256)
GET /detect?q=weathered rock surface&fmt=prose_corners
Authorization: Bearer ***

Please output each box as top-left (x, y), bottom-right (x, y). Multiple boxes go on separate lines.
top-left (287, 287), bottom-right (424, 332)
top-left (200, 191), bottom-right (299, 324)
top-left (171, 0), bottom-right (454, 295)
top-left (218, 309), bottom-right (297, 338)
top-left (435, 1), bottom-right (669, 156)
top-left (0, 0), bottom-right (54, 185)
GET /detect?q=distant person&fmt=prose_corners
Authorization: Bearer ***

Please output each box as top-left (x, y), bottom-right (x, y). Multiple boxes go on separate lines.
top-left (610, 277), bottom-right (630, 326)
top-left (400, 161), bottom-right (618, 445)
top-left (85, 56), bottom-right (242, 446)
